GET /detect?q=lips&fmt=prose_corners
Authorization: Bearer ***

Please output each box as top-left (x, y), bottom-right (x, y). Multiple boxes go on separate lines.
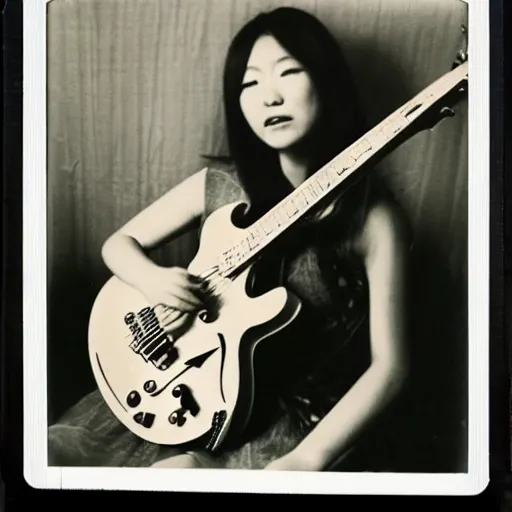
top-left (264, 115), bottom-right (292, 127)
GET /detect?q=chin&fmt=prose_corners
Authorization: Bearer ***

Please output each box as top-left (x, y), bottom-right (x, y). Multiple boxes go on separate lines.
top-left (263, 132), bottom-right (306, 151)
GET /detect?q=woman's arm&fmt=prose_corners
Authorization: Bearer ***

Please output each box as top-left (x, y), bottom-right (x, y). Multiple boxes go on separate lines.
top-left (269, 198), bottom-right (411, 471)
top-left (101, 167), bottom-right (208, 313)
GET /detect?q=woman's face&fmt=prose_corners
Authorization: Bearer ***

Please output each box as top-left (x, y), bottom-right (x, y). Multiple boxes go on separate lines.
top-left (239, 34), bottom-right (320, 152)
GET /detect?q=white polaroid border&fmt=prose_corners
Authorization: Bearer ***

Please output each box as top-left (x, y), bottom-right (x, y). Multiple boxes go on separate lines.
top-left (23, 0), bottom-right (489, 495)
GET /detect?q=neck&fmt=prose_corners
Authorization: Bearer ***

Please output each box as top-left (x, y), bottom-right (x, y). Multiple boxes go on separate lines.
top-left (278, 150), bottom-right (312, 189)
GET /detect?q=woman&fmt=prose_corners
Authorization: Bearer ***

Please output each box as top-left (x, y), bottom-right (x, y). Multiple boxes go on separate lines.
top-left (48, 6), bottom-right (410, 471)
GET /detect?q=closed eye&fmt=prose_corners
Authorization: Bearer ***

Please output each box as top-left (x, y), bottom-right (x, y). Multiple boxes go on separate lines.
top-left (241, 80), bottom-right (258, 90)
top-left (281, 68), bottom-right (303, 77)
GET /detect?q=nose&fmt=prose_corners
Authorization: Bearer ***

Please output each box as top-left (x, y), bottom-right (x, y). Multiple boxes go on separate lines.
top-left (264, 95), bottom-right (283, 107)
top-left (262, 80), bottom-right (283, 107)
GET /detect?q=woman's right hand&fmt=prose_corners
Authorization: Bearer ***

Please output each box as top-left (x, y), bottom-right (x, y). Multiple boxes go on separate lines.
top-left (100, 170), bottom-right (208, 334)
top-left (137, 266), bottom-right (206, 335)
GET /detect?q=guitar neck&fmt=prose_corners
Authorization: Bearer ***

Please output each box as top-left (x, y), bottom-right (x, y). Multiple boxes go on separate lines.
top-left (217, 61), bottom-right (468, 277)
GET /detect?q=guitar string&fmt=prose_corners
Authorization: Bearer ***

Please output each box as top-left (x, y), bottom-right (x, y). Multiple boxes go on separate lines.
top-left (131, 265), bottom-right (232, 360)
top-left (128, 63), bottom-right (468, 360)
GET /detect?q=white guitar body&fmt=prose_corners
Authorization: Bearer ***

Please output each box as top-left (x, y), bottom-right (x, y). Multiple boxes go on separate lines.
top-left (88, 202), bottom-right (302, 451)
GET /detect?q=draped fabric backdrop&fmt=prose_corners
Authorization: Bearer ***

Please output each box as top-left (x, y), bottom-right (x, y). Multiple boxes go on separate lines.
top-left (46, 0), bottom-right (468, 472)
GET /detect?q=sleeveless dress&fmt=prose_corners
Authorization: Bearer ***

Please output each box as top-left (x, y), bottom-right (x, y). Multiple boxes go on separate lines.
top-left (47, 165), bottom-right (372, 470)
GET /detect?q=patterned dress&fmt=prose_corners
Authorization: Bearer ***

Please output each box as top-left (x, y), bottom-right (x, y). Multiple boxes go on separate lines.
top-left (47, 164), bottom-right (373, 470)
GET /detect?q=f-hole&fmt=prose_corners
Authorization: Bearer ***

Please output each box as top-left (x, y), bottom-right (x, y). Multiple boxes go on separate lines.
top-left (199, 309), bottom-right (217, 324)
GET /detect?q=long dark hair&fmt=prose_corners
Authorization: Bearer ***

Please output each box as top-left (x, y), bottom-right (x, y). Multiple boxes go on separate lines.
top-left (208, 7), bottom-right (378, 255)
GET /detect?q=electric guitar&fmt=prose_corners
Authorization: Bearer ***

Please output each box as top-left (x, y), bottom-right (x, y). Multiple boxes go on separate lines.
top-left (88, 54), bottom-right (468, 452)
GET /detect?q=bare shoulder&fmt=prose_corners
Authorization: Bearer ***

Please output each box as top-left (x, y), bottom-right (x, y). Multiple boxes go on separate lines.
top-left (355, 194), bottom-right (411, 264)
top-left (115, 167), bottom-right (208, 248)
top-left (126, 166), bottom-right (207, 227)
top-left (167, 166), bottom-right (208, 196)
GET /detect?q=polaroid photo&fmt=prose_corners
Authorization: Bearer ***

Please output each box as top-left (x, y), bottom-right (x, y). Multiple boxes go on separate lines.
top-left (23, 0), bottom-right (488, 494)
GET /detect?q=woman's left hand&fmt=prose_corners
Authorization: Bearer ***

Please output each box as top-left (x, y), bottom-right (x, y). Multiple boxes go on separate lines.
top-left (264, 450), bottom-right (322, 472)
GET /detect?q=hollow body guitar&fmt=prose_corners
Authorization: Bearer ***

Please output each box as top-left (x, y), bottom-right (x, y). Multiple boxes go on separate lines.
top-left (88, 58), bottom-right (468, 452)
top-left (88, 208), bottom-right (302, 451)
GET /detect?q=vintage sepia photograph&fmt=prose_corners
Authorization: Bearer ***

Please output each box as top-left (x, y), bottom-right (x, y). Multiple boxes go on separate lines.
top-left (23, 0), bottom-right (488, 494)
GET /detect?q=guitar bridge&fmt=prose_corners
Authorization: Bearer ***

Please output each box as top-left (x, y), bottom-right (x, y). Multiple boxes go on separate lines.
top-left (124, 307), bottom-right (178, 370)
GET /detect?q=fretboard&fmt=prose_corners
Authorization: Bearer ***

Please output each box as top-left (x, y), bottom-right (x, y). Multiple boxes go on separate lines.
top-left (217, 60), bottom-right (468, 277)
